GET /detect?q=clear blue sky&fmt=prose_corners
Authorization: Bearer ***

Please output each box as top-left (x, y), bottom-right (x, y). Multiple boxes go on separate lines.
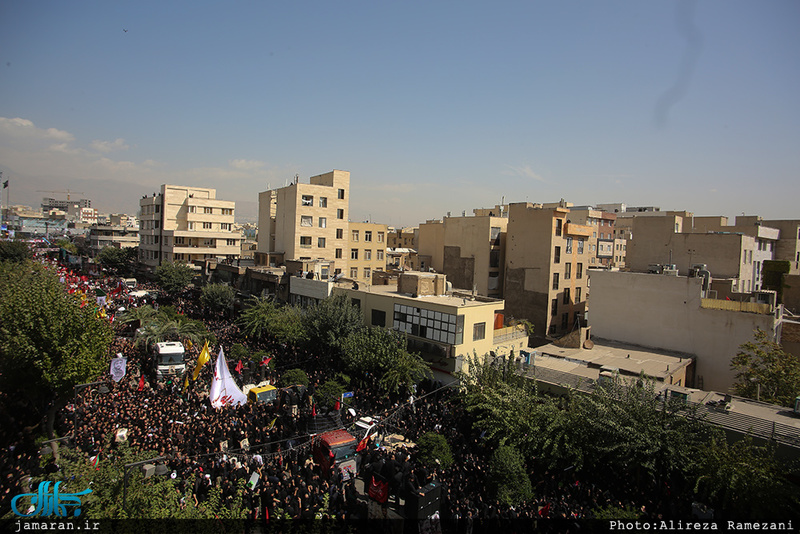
top-left (1, 0), bottom-right (798, 227)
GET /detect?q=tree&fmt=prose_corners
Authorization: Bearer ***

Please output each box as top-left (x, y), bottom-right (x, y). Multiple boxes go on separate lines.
top-left (316, 379), bottom-right (345, 410)
top-left (280, 368), bottom-right (309, 387)
top-left (238, 298), bottom-right (308, 346)
top-left (54, 238), bottom-right (78, 255)
top-left (121, 305), bottom-right (214, 350)
top-left (415, 432), bottom-right (454, 469)
top-left (731, 328), bottom-right (800, 407)
top-left (95, 245), bottom-right (137, 275)
top-left (200, 283), bottom-right (236, 315)
top-left (302, 293), bottom-right (364, 354)
top-left (155, 261), bottom-right (195, 296)
top-left (0, 240), bottom-right (32, 263)
top-left (0, 261), bottom-right (113, 442)
top-left (488, 445), bottom-right (533, 506)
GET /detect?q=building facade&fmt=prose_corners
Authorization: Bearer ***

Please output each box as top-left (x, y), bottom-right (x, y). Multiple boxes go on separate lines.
top-left (346, 221), bottom-right (388, 283)
top-left (138, 184), bottom-right (240, 269)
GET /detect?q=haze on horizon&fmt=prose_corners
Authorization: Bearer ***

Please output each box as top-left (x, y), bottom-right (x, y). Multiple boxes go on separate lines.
top-left (1, 1), bottom-right (798, 228)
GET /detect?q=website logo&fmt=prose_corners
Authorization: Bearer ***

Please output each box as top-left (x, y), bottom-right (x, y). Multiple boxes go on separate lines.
top-left (11, 481), bottom-right (92, 518)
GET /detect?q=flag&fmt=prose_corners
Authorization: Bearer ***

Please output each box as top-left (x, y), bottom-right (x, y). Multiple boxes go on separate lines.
top-left (235, 360), bottom-right (243, 375)
top-left (182, 374), bottom-right (189, 394)
top-left (209, 347), bottom-right (247, 408)
top-left (267, 417), bottom-right (277, 430)
top-left (89, 451), bottom-right (101, 469)
top-left (368, 476), bottom-right (389, 503)
top-left (312, 404), bottom-right (316, 417)
top-left (260, 356), bottom-right (272, 367)
top-left (2, 180), bottom-right (7, 189)
top-left (539, 503), bottom-right (550, 518)
top-left (185, 339), bottom-right (193, 351)
top-left (110, 357), bottom-right (127, 382)
top-left (138, 375), bottom-right (145, 391)
top-left (192, 341), bottom-right (210, 381)
top-left (356, 437), bottom-right (369, 452)
top-left (334, 400), bottom-right (341, 411)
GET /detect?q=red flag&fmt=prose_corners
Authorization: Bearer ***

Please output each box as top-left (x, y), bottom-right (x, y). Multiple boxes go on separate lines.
top-left (356, 437), bottom-right (369, 452)
top-left (260, 356), bottom-right (272, 367)
top-left (312, 404), bottom-right (317, 417)
top-left (235, 360), bottom-right (243, 374)
top-left (334, 400), bottom-right (341, 411)
top-left (138, 375), bottom-right (145, 391)
top-left (368, 476), bottom-right (389, 503)
top-left (539, 502), bottom-right (550, 517)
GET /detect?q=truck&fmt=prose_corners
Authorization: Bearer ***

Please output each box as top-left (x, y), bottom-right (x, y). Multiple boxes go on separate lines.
top-left (313, 429), bottom-right (358, 481)
top-left (153, 341), bottom-right (186, 380)
top-left (246, 383), bottom-right (278, 405)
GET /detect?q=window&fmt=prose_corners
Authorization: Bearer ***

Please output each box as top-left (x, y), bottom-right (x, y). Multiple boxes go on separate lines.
top-left (371, 309), bottom-right (386, 327)
top-left (555, 219), bottom-right (563, 236)
top-left (393, 305), bottom-right (463, 345)
top-left (553, 273), bottom-right (559, 290)
top-left (319, 197), bottom-right (327, 208)
top-left (490, 250), bottom-right (500, 268)
top-left (377, 250), bottom-right (384, 261)
top-left (351, 249), bottom-right (358, 260)
top-left (301, 215), bottom-right (313, 227)
top-left (222, 208), bottom-right (233, 215)
top-left (204, 207), bottom-right (213, 214)
top-left (566, 237), bottom-right (573, 254)
top-left (364, 249), bottom-right (372, 260)
top-left (561, 313), bottom-right (569, 330)
top-left (318, 217), bottom-right (327, 228)
top-left (221, 223), bottom-right (231, 230)
top-left (175, 237), bottom-right (185, 245)
top-left (301, 195), bottom-right (313, 206)
top-left (336, 228), bottom-right (343, 239)
top-left (318, 237), bottom-right (326, 248)
top-left (473, 322), bottom-right (486, 341)
top-left (554, 246), bottom-right (561, 264)
top-left (377, 232), bottom-right (384, 242)
top-left (188, 206), bottom-right (196, 213)
top-left (551, 298), bottom-right (558, 316)
top-left (188, 222), bottom-right (195, 230)
top-left (364, 267), bottom-right (371, 279)
top-left (576, 263), bottom-right (583, 279)
top-left (593, 232), bottom-right (597, 238)
top-left (203, 222), bottom-right (212, 229)
top-left (575, 287), bottom-right (582, 302)
top-left (335, 248), bottom-right (343, 259)
top-left (563, 287), bottom-right (570, 304)
top-left (300, 236), bottom-right (312, 248)
top-left (578, 239), bottom-right (584, 254)
top-left (364, 231), bottom-right (372, 242)
top-left (350, 267), bottom-right (358, 278)
top-left (352, 230), bottom-right (359, 241)
top-left (338, 188), bottom-right (345, 200)
top-left (565, 263), bottom-right (571, 279)
top-left (337, 209), bottom-right (344, 220)
top-left (227, 239), bottom-right (236, 246)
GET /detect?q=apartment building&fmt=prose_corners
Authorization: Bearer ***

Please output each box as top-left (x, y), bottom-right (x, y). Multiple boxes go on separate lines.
top-left (346, 222), bottom-right (387, 283)
top-left (336, 271), bottom-right (529, 376)
top-left (762, 219), bottom-right (800, 275)
top-left (256, 170), bottom-right (350, 274)
top-left (138, 184), bottom-right (241, 269)
top-left (417, 211), bottom-right (507, 297)
top-left (568, 207), bottom-right (618, 268)
top-left (88, 224), bottom-right (139, 257)
top-left (504, 201), bottom-right (592, 340)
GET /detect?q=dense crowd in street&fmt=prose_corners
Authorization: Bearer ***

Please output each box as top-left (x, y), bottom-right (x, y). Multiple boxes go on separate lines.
top-left (0, 255), bottom-right (692, 529)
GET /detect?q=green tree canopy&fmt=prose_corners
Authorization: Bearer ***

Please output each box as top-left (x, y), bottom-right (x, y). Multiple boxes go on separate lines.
top-left (0, 240), bottom-right (32, 263)
top-left (302, 292), bottom-right (364, 353)
top-left (200, 283), bottom-right (236, 314)
top-left (316, 379), bottom-right (345, 410)
top-left (95, 245), bottom-right (138, 275)
top-left (120, 305), bottom-right (215, 350)
top-left (238, 298), bottom-right (308, 346)
top-left (155, 261), bottom-right (196, 295)
top-left (415, 432), bottom-right (454, 470)
top-left (0, 261), bottom-right (113, 436)
top-left (731, 328), bottom-right (800, 407)
top-left (279, 368), bottom-right (309, 387)
top-left (488, 444), bottom-right (533, 506)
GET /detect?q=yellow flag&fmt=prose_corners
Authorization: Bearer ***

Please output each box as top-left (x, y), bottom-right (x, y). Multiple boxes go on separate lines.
top-left (192, 341), bottom-right (210, 381)
top-left (182, 374), bottom-right (189, 394)
top-left (267, 417), bottom-right (277, 430)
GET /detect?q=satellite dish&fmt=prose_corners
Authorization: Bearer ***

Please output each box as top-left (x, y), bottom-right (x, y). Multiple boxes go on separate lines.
top-left (583, 339), bottom-right (594, 350)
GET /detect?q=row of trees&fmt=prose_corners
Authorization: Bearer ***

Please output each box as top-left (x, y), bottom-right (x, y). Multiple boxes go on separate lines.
top-left (457, 357), bottom-right (800, 518)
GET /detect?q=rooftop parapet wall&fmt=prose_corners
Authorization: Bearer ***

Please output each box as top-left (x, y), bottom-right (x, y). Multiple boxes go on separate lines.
top-left (700, 298), bottom-right (772, 315)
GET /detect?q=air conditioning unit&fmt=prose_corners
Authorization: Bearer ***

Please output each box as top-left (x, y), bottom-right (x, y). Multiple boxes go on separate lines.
top-left (663, 268), bottom-right (679, 276)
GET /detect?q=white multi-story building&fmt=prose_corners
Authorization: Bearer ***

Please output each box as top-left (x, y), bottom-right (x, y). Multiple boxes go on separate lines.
top-left (139, 184), bottom-right (241, 269)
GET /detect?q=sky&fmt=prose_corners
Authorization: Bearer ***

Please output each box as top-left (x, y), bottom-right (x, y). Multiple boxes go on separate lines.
top-left (1, 0), bottom-right (798, 227)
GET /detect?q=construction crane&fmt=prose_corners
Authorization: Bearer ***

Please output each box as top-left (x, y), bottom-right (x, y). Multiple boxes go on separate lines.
top-left (37, 189), bottom-right (85, 201)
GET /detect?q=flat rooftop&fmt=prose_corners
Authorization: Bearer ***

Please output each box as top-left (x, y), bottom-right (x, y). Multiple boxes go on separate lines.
top-left (337, 281), bottom-right (504, 309)
top-left (533, 338), bottom-right (694, 382)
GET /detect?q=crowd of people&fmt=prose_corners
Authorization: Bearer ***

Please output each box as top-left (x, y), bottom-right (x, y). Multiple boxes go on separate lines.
top-left (0, 255), bottom-right (692, 529)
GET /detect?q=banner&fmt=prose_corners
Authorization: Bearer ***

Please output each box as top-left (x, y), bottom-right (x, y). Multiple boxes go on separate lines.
top-left (209, 347), bottom-right (247, 408)
top-left (110, 357), bottom-right (127, 382)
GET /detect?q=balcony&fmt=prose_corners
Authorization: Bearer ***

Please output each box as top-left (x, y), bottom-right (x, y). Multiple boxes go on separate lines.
top-left (565, 223), bottom-right (592, 237)
top-left (493, 324), bottom-right (529, 344)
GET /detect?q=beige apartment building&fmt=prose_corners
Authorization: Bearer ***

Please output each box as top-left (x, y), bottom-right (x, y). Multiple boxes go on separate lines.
top-left (138, 184), bottom-right (241, 269)
top-left (336, 271), bottom-right (529, 377)
top-left (504, 201), bottom-right (592, 340)
top-left (347, 222), bottom-right (388, 284)
top-left (417, 210), bottom-right (507, 298)
top-left (568, 207), bottom-right (619, 268)
top-left (762, 219), bottom-right (800, 275)
top-left (256, 171), bottom-right (350, 275)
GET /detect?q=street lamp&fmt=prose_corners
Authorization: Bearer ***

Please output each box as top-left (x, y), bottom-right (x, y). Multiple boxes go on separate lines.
top-left (122, 456), bottom-right (168, 511)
